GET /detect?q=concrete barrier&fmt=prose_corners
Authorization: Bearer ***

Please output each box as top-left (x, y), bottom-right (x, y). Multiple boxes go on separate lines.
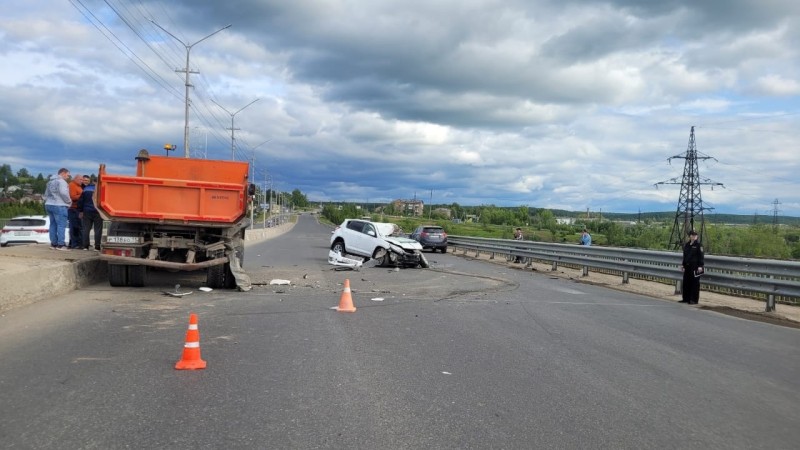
top-left (0, 220), bottom-right (296, 313)
top-left (244, 221), bottom-right (295, 244)
top-left (0, 247), bottom-right (107, 313)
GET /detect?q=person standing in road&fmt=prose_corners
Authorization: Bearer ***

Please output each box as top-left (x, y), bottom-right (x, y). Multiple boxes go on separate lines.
top-left (680, 230), bottom-right (705, 304)
top-left (580, 229), bottom-right (592, 246)
top-left (44, 168), bottom-right (72, 250)
top-left (68, 174), bottom-right (85, 248)
top-left (78, 176), bottom-right (103, 251)
top-left (513, 227), bottom-right (524, 263)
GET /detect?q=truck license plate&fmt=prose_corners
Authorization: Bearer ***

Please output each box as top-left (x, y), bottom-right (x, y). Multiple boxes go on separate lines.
top-left (106, 236), bottom-right (140, 244)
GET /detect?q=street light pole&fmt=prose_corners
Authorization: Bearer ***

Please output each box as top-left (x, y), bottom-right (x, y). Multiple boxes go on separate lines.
top-left (211, 98), bottom-right (260, 160)
top-left (149, 20), bottom-right (231, 158)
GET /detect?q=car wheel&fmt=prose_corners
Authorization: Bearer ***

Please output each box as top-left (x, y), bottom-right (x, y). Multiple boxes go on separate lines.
top-left (380, 253), bottom-right (394, 267)
top-left (331, 240), bottom-right (346, 255)
top-left (0, 243), bottom-right (7, 247)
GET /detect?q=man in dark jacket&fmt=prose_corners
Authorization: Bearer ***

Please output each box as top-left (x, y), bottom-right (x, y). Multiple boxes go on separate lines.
top-left (680, 230), bottom-right (705, 304)
top-left (77, 178), bottom-right (103, 251)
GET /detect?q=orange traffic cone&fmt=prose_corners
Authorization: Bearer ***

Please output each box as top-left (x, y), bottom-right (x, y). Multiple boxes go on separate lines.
top-left (335, 279), bottom-right (357, 313)
top-left (175, 313), bottom-right (207, 370)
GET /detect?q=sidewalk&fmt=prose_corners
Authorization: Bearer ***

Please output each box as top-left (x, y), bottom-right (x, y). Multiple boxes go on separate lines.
top-left (0, 245), bottom-right (106, 312)
top-left (463, 252), bottom-right (800, 328)
top-left (0, 220), bottom-right (297, 313)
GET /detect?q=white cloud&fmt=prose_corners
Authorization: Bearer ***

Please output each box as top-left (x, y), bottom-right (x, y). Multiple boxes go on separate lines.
top-left (752, 74), bottom-right (800, 96)
top-left (0, 0), bottom-right (798, 215)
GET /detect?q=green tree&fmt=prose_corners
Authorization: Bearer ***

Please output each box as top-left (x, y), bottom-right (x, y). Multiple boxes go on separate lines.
top-left (290, 189), bottom-right (309, 208)
top-left (536, 209), bottom-right (557, 234)
top-left (1, 164), bottom-right (18, 190)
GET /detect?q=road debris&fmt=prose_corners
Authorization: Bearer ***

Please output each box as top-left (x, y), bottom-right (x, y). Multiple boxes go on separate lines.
top-left (328, 250), bottom-right (363, 269)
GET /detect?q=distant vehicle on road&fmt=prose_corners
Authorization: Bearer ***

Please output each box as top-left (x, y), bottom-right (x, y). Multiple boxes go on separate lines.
top-left (0, 215), bottom-right (69, 247)
top-left (410, 225), bottom-right (448, 253)
top-left (330, 219), bottom-right (429, 268)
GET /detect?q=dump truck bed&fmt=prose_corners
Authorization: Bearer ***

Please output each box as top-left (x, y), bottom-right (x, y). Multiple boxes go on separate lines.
top-left (96, 155), bottom-right (250, 227)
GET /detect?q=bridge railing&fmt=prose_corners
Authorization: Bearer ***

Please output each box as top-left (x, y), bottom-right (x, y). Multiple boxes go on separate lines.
top-left (448, 236), bottom-right (800, 311)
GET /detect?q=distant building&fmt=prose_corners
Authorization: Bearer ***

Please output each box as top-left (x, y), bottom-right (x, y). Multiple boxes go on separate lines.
top-left (392, 199), bottom-right (424, 216)
top-left (556, 217), bottom-right (575, 225)
top-left (434, 207), bottom-right (452, 219)
top-left (19, 194), bottom-right (43, 204)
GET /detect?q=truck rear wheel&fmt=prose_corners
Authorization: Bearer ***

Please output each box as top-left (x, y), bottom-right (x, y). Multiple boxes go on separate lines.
top-left (207, 264), bottom-right (226, 289)
top-left (109, 265), bottom-right (127, 286)
top-left (223, 263), bottom-right (237, 289)
top-left (128, 265), bottom-right (147, 287)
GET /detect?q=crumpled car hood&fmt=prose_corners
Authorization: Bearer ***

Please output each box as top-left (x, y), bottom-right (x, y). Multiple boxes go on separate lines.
top-left (384, 236), bottom-right (423, 250)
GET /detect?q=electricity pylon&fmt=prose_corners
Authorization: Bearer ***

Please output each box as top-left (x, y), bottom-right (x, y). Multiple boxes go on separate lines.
top-left (772, 198), bottom-right (781, 233)
top-left (655, 126), bottom-right (724, 250)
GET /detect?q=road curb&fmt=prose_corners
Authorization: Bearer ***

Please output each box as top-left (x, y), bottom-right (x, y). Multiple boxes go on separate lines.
top-left (0, 220), bottom-right (296, 313)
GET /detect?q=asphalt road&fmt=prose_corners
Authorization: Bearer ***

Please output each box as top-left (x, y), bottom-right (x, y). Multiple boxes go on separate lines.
top-left (1, 214), bottom-right (799, 449)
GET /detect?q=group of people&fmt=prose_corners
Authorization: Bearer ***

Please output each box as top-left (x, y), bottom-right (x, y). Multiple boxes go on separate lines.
top-left (43, 168), bottom-right (102, 251)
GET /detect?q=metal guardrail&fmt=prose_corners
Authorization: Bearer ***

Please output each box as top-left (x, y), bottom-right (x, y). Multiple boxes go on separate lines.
top-left (448, 236), bottom-right (800, 311)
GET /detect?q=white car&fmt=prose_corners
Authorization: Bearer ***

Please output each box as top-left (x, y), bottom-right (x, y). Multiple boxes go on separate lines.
top-left (0, 215), bottom-right (69, 247)
top-left (330, 219), bottom-right (429, 268)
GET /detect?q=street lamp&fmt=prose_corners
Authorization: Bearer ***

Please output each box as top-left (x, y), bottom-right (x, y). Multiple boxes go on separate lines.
top-left (212, 98), bottom-right (260, 160)
top-left (149, 20), bottom-right (231, 158)
top-left (246, 139), bottom-right (272, 228)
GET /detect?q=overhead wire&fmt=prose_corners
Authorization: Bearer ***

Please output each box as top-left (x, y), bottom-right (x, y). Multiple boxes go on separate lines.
top-left (71, 0), bottom-right (274, 182)
top-left (103, 0), bottom-right (240, 155)
top-left (67, 0), bottom-right (183, 101)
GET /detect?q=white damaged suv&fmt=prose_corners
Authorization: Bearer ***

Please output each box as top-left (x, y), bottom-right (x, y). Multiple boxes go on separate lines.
top-left (330, 219), bottom-right (429, 268)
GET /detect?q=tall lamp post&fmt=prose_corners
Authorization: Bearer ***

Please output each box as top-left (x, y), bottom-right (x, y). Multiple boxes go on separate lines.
top-left (149, 20), bottom-right (231, 158)
top-left (247, 139), bottom-right (271, 229)
top-left (212, 99), bottom-right (260, 160)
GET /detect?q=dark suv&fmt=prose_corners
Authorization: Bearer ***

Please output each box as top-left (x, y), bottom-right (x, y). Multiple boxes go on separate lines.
top-left (410, 225), bottom-right (447, 253)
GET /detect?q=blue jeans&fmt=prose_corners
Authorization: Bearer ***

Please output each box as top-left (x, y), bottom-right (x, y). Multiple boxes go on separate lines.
top-left (46, 204), bottom-right (69, 247)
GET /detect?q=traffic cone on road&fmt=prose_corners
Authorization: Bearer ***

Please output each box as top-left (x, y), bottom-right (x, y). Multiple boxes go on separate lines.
top-left (175, 313), bottom-right (207, 370)
top-left (335, 279), bottom-right (357, 313)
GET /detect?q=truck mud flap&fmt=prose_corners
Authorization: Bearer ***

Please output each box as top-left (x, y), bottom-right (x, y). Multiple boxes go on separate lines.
top-left (227, 244), bottom-right (251, 291)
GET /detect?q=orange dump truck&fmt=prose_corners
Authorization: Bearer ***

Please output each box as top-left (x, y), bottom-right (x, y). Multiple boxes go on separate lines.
top-left (96, 150), bottom-right (254, 289)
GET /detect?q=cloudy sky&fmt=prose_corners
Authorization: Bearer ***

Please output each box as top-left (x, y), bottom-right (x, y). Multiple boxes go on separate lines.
top-left (1, 0), bottom-right (799, 215)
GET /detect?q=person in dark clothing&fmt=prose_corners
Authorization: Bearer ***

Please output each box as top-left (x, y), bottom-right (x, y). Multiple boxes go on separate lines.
top-left (77, 179), bottom-right (103, 251)
top-left (680, 230), bottom-right (704, 304)
top-left (513, 227), bottom-right (524, 263)
top-left (68, 175), bottom-right (86, 248)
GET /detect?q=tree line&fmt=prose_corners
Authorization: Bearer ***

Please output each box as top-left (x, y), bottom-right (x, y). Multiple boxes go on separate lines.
top-left (321, 202), bottom-right (800, 260)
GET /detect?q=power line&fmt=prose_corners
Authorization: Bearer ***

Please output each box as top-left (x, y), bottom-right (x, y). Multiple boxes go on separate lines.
top-left (68, 0), bottom-right (183, 101)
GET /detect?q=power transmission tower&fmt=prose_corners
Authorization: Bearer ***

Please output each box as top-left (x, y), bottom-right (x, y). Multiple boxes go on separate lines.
top-left (655, 126), bottom-right (724, 250)
top-left (772, 198), bottom-right (781, 232)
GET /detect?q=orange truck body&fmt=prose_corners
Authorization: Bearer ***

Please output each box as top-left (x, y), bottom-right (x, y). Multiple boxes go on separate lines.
top-left (95, 151), bottom-right (252, 289)
top-left (97, 155), bottom-right (250, 226)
